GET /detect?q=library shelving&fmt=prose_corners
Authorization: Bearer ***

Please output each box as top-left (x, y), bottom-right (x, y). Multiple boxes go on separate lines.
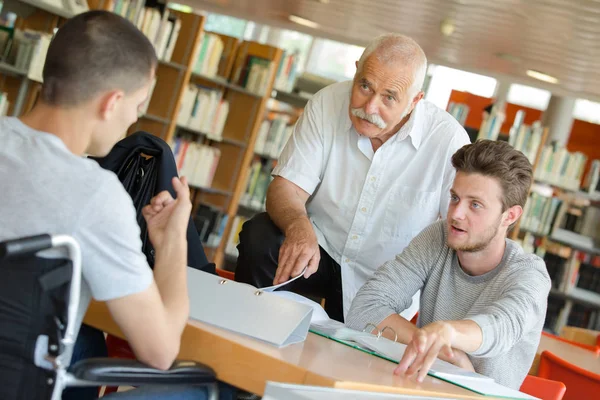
top-left (0, 0), bottom-right (289, 272)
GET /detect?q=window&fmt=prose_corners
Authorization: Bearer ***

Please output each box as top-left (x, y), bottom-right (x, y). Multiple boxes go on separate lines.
top-left (277, 29), bottom-right (313, 74)
top-left (305, 38), bottom-right (364, 82)
top-left (507, 84), bottom-right (551, 110)
top-left (204, 13), bottom-right (247, 38)
top-left (573, 99), bottom-right (600, 124)
top-left (425, 65), bottom-right (497, 110)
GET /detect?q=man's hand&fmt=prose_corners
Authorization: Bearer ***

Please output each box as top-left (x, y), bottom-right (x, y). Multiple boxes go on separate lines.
top-left (142, 176), bottom-right (192, 248)
top-left (273, 217), bottom-right (320, 284)
top-left (394, 321), bottom-right (457, 382)
top-left (439, 348), bottom-right (475, 372)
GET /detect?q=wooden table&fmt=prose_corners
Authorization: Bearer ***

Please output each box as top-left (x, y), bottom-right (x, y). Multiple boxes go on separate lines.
top-left (529, 334), bottom-right (600, 375)
top-left (84, 301), bottom-right (493, 399)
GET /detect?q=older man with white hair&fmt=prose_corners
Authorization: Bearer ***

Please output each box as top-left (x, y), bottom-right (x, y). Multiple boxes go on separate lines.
top-left (235, 33), bottom-right (470, 323)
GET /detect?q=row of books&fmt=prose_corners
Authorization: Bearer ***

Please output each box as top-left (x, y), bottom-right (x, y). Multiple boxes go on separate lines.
top-left (255, 116), bottom-right (293, 159)
top-left (110, 1), bottom-right (182, 63)
top-left (567, 303), bottom-right (600, 331)
top-left (534, 145), bottom-right (587, 191)
top-left (576, 260), bottom-right (600, 294)
top-left (477, 104), bottom-right (505, 141)
top-left (193, 204), bottom-right (228, 249)
top-left (239, 160), bottom-right (275, 211)
top-left (583, 160), bottom-right (600, 195)
top-left (508, 114), bottom-right (545, 165)
top-left (231, 55), bottom-right (274, 96)
top-left (193, 32), bottom-right (223, 77)
top-left (177, 85), bottom-right (229, 141)
top-left (447, 102), bottom-right (469, 127)
top-left (2, 29), bottom-right (52, 82)
top-left (520, 189), bottom-right (562, 236)
top-left (273, 51), bottom-right (300, 93)
top-left (171, 137), bottom-right (221, 189)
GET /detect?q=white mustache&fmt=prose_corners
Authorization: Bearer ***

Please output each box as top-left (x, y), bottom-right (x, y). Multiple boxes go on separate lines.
top-left (351, 108), bottom-right (387, 129)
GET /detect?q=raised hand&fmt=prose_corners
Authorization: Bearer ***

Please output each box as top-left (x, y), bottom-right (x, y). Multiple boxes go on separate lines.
top-left (142, 176), bottom-right (192, 249)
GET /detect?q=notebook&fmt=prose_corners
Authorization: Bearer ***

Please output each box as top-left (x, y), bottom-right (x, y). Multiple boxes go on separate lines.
top-left (270, 291), bottom-right (538, 400)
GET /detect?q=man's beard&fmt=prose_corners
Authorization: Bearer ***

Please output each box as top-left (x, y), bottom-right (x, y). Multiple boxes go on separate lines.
top-left (448, 215), bottom-right (502, 253)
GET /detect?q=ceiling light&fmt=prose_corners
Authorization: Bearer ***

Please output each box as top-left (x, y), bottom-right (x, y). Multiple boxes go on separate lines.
top-left (440, 18), bottom-right (455, 37)
top-left (288, 15), bottom-right (320, 29)
top-left (526, 69), bottom-right (559, 84)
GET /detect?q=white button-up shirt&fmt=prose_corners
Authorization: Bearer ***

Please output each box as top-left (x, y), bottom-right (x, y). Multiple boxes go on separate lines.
top-left (272, 80), bottom-right (470, 319)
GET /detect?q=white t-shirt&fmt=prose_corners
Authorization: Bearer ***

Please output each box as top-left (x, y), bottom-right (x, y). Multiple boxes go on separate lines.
top-left (273, 81), bottom-right (471, 318)
top-left (0, 117), bottom-right (153, 334)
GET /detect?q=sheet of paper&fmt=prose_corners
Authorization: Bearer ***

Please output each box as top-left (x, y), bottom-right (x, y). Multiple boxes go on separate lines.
top-left (260, 266), bottom-right (308, 292)
top-left (271, 291), bottom-right (331, 323)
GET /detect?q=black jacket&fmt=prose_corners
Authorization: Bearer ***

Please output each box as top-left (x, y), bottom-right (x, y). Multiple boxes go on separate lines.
top-left (90, 131), bottom-right (215, 274)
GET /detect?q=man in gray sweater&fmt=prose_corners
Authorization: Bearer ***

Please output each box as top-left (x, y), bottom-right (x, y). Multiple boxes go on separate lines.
top-left (346, 140), bottom-right (551, 389)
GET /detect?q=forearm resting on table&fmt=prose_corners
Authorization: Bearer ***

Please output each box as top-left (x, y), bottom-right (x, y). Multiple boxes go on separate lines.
top-left (153, 234), bottom-right (189, 335)
top-left (376, 313), bottom-right (418, 343)
top-left (265, 177), bottom-right (310, 233)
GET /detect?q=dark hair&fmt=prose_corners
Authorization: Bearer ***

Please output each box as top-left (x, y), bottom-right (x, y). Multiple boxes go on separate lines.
top-left (41, 10), bottom-right (157, 106)
top-left (451, 140), bottom-right (533, 211)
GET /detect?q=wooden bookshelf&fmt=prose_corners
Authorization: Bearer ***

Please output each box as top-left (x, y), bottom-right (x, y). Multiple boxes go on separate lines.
top-left (0, 1), bottom-right (287, 271)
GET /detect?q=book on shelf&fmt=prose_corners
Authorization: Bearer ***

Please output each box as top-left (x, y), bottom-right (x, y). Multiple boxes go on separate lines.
top-left (254, 116), bottom-right (293, 159)
top-left (232, 55), bottom-right (274, 96)
top-left (177, 84), bottom-right (229, 140)
top-left (110, 0), bottom-right (145, 26)
top-left (567, 303), bottom-right (600, 331)
top-left (239, 160), bottom-right (274, 211)
top-left (170, 137), bottom-right (221, 189)
top-left (520, 190), bottom-right (563, 237)
top-left (583, 160), bottom-right (600, 195)
top-left (477, 104), bottom-right (505, 141)
top-left (6, 29), bottom-right (52, 83)
top-left (193, 204), bottom-right (228, 249)
top-left (508, 116), bottom-right (545, 165)
top-left (534, 144), bottom-right (587, 191)
top-left (447, 102), bottom-right (469, 127)
top-left (224, 215), bottom-right (248, 258)
top-left (0, 92), bottom-right (10, 116)
top-left (193, 32), bottom-right (224, 77)
top-left (273, 50), bottom-right (300, 93)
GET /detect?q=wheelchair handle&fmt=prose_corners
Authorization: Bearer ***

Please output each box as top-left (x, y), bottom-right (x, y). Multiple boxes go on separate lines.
top-left (0, 234), bottom-right (53, 258)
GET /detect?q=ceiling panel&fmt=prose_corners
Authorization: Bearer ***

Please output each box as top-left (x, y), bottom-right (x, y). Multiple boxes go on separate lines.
top-left (181, 0), bottom-right (600, 100)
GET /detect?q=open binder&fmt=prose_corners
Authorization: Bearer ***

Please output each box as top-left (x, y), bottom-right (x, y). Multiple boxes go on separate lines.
top-left (186, 268), bottom-right (313, 347)
top-left (272, 292), bottom-right (537, 400)
top-left (308, 323), bottom-right (537, 399)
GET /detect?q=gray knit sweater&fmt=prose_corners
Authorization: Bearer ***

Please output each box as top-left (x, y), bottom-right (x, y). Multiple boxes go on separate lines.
top-left (346, 220), bottom-right (551, 389)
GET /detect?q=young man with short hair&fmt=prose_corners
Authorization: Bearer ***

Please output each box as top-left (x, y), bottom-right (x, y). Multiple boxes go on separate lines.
top-left (346, 140), bottom-right (551, 389)
top-left (0, 10), bottom-right (231, 399)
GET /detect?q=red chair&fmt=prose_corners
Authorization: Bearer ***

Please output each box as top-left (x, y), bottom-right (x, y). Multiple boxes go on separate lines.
top-left (538, 350), bottom-right (600, 400)
top-left (542, 331), bottom-right (600, 355)
top-left (216, 268), bottom-right (235, 281)
top-left (520, 374), bottom-right (566, 400)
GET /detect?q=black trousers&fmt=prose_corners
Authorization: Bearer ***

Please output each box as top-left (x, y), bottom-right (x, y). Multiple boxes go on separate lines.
top-left (234, 212), bottom-right (344, 322)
